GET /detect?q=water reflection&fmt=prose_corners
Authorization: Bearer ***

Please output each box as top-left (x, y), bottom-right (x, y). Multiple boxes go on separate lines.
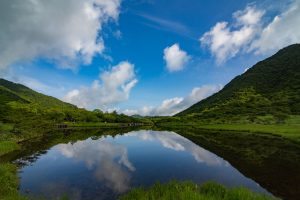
top-left (18, 130), bottom-right (270, 200)
top-left (125, 130), bottom-right (225, 166)
top-left (57, 137), bottom-right (135, 192)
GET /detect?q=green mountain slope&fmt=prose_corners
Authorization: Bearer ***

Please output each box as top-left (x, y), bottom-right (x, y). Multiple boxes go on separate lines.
top-left (0, 79), bottom-right (145, 127)
top-left (0, 86), bottom-right (29, 104)
top-left (0, 78), bottom-right (79, 123)
top-left (0, 79), bottom-right (75, 109)
top-left (177, 44), bottom-right (300, 122)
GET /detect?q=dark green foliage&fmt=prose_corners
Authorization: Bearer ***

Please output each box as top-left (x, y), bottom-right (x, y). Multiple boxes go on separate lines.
top-left (178, 44), bottom-right (300, 122)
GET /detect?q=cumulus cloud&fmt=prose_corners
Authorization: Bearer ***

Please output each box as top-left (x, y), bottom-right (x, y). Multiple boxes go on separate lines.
top-left (163, 43), bottom-right (191, 72)
top-left (63, 61), bottom-right (137, 110)
top-left (200, 6), bottom-right (264, 64)
top-left (123, 84), bottom-right (222, 116)
top-left (0, 0), bottom-right (121, 70)
top-left (250, 0), bottom-right (300, 54)
top-left (201, 0), bottom-right (300, 63)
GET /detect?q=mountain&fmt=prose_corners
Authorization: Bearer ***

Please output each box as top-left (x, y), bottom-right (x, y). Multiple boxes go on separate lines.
top-left (0, 79), bottom-right (142, 126)
top-left (177, 44), bottom-right (300, 122)
top-left (0, 78), bottom-right (86, 125)
top-left (0, 79), bottom-right (76, 109)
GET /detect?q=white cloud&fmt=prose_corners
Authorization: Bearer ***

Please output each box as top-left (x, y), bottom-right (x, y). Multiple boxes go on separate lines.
top-left (250, 0), bottom-right (300, 54)
top-left (163, 43), bottom-right (191, 72)
top-left (200, 6), bottom-right (264, 64)
top-left (122, 106), bottom-right (154, 116)
top-left (63, 61), bottom-right (138, 110)
top-left (0, 0), bottom-right (121, 70)
top-left (201, 1), bottom-right (300, 63)
top-left (122, 84), bottom-right (222, 116)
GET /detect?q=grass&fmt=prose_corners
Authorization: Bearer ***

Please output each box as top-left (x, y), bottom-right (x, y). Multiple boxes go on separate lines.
top-left (0, 121), bottom-right (46, 156)
top-left (157, 115), bottom-right (300, 143)
top-left (0, 141), bottom-right (20, 156)
top-left (0, 123), bottom-right (14, 132)
top-left (120, 181), bottom-right (277, 200)
top-left (285, 115), bottom-right (300, 124)
top-left (194, 124), bottom-right (300, 143)
top-left (0, 163), bottom-right (26, 200)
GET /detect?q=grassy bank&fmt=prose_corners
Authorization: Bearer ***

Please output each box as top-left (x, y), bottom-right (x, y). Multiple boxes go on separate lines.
top-left (156, 120), bottom-right (300, 143)
top-left (121, 181), bottom-right (277, 200)
top-left (0, 163), bottom-right (26, 200)
top-left (0, 122), bottom-right (21, 156)
top-left (0, 141), bottom-right (20, 156)
top-left (195, 124), bottom-right (300, 143)
top-left (0, 121), bottom-right (52, 156)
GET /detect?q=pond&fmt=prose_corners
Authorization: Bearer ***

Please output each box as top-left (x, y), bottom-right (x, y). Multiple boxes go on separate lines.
top-left (16, 130), bottom-right (270, 200)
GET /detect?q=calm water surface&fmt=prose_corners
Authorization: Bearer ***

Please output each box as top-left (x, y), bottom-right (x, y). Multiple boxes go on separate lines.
top-left (18, 130), bottom-right (270, 200)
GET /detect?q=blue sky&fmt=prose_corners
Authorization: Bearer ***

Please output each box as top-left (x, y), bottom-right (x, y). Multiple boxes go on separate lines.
top-left (1, 0), bottom-right (299, 115)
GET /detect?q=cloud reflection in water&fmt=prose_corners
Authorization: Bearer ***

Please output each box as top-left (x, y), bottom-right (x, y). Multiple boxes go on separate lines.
top-left (56, 137), bottom-right (135, 193)
top-left (125, 130), bottom-right (226, 166)
top-left (55, 130), bottom-right (227, 194)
